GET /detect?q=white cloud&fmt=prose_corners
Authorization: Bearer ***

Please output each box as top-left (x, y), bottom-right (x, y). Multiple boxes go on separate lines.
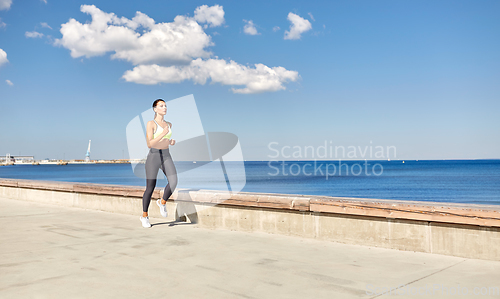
top-left (284, 12), bottom-right (312, 40)
top-left (122, 58), bottom-right (299, 94)
top-left (25, 31), bottom-right (44, 38)
top-left (0, 48), bottom-right (8, 66)
top-left (0, 0), bottom-right (12, 11)
top-left (273, 26), bottom-right (280, 32)
top-left (55, 5), bottom-right (213, 65)
top-left (5, 79), bottom-right (13, 86)
top-left (41, 0), bottom-right (47, 4)
top-left (56, 5), bottom-right (298, 94)
top-left (194, 4), bottom-right (225, 28)
top-left (308, 12), bottom-right (315, 21)
top-left (0, 18), bottom-right (6, 29)
top-left (243, 20), bottom-right (259, 35)
top-left (40, 22), bottom-right (52, 29)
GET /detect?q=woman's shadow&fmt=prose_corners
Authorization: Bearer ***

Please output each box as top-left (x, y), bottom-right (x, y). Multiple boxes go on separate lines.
top-left (152, 189), bottom-right (200, 227)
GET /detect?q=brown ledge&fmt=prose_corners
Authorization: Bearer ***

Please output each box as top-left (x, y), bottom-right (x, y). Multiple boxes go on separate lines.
top-left (0, 178), bottom-right (157, 198)
top-left (175, 190), bottom-right (310, 211)
top-left (311, 197), bottom-right (500, 227)
top-left (17, 179), bottom-right (76, 192)
top-left (73, 183), bottom-right (153, 198)
top-left (0, 178), bottom-right (19, 187)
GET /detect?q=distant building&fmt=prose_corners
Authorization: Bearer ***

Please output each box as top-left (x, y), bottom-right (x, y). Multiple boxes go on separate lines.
top-left (1, 154), bottom-right (34, 162)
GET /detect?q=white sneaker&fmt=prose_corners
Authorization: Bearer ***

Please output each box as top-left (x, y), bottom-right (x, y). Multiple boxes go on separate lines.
top-left (157, 199), bottom-right (168, 217)
top-left (140, 216), bottom-right (151, 228)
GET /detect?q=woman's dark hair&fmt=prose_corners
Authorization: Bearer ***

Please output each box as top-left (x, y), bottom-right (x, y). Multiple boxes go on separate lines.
top-left (153, 99), bottom-right (166, 108)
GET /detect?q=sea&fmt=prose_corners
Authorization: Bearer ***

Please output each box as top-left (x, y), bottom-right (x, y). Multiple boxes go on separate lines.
top-left (1, 159), bottom-right (499, 205)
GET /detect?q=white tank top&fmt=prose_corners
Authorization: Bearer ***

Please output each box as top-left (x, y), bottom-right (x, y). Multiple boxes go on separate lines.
top-left (153, 120), bottom-right (172, 139)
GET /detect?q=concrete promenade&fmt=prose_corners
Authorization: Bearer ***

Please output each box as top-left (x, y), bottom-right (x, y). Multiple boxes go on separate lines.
top-left (1, 196), bottom-right (499, 299)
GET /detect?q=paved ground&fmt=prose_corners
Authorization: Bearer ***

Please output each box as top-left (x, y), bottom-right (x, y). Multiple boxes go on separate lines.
top-left (0, 196), bottom-right (499, 299)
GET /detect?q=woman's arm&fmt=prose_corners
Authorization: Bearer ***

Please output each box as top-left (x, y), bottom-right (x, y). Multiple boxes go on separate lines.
top-left (146, 121), bottom-right (171, 149)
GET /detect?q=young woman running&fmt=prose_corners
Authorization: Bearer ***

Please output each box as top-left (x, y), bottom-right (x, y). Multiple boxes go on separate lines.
top-left (140, 99), bottom-right (178, 228)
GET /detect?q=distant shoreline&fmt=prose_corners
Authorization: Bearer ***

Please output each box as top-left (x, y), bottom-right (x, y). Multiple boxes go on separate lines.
top-left (1, 158), bottom-right (499, 166)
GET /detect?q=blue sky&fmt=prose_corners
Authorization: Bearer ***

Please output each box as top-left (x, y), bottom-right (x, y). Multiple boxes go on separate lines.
top-left (0, 0), bottom-right (499, 161)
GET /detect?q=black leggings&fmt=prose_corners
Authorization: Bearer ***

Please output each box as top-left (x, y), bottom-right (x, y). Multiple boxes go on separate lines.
top-left (142, 148), bottom-right (178, 213)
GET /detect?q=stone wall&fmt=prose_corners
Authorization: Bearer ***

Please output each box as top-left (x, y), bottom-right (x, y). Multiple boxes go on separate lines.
top-left (1, 178), bottom-right (499, 261)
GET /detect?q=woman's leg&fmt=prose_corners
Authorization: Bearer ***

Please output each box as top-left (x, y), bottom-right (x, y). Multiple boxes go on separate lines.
top-left (142, 150), bottom-right (161, 215)
top-left (160, 150), bottom-right (178, 204)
